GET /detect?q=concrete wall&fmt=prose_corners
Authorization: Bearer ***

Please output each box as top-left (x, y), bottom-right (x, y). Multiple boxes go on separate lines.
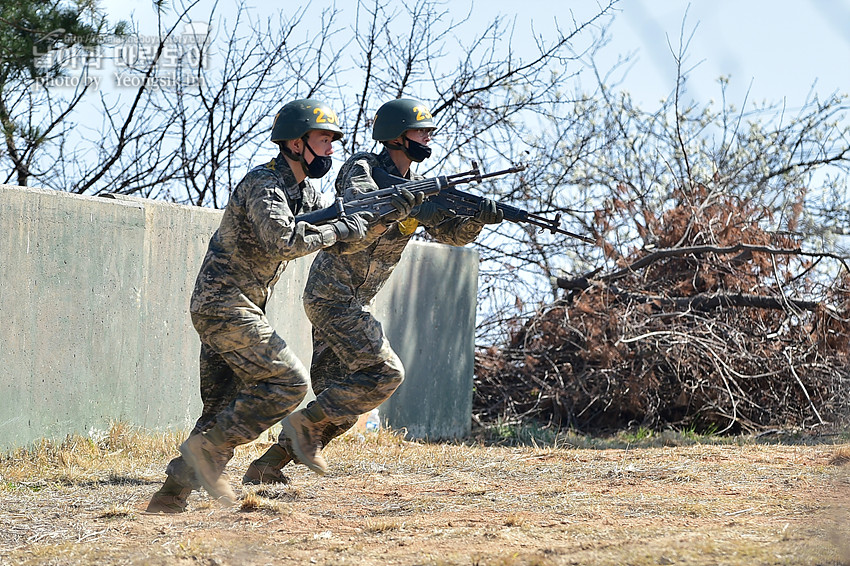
top-left (0, 184), bottom-right (478, 453)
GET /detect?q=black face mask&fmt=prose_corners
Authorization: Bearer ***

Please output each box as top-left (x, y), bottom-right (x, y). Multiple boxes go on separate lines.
top-left (404, 136), bottom-right (432, 162)
top-left (303, 140), bottom-right (333, 178)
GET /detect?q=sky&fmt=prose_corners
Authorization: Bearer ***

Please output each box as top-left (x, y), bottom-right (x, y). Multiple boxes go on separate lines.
top-left (95, 0), bottom-right (850, 120)
top-left (483, 0), bottom-right (850, 109)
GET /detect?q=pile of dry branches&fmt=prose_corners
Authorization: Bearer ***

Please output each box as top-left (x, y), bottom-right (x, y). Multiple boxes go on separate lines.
top-left (475, 185), bottom-right (850, 433)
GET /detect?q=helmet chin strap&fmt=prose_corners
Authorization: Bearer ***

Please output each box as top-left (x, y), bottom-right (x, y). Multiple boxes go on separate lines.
top-left (384, 137), bottom-right (420, 162)
top-left (280, 137), bottom-right (314, 176)
top-left (300, 138), bottom-right (320, 176)
top-left (383, 140), bottom-right (405, 152)
top-left (382, 140), bottom-right (412, 176)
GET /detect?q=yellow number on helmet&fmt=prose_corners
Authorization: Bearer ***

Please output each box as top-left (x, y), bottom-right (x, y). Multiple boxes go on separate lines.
top-left (314, 107), bottom-right (338, 124)
top-left (412, 106), bottom-right (433, 121)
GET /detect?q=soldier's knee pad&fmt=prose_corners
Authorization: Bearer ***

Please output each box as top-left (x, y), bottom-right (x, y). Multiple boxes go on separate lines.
top-left (264, 373), bottom-right (309, 399)
top-left (375, 352), bottom-right (405, 389)
top-left (388, 350), bottom-right (405, 377)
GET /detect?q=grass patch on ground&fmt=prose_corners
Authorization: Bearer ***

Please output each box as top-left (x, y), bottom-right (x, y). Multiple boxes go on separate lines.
top-left (1, 422), bottom-right (848, 566)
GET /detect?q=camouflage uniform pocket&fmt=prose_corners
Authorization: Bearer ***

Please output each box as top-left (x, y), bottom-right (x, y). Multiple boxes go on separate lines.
top-left (192, 312), bottom-right (274, 353)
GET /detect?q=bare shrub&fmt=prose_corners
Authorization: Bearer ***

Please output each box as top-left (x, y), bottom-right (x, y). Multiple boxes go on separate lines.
top-left (475, 186), bottom-right (850, 433)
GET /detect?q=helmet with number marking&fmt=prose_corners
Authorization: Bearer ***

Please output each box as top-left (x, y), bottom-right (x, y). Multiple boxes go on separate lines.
top-left (271, 98), bottom-right (343, 142)
top-left (372, 98), bottom-right (436, 141)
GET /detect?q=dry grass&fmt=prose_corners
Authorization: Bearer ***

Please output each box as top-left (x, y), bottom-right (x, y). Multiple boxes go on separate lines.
top-left (830, 445), bottom-right (850, 466)
top-left (1, 423), bottom-right (849, 565)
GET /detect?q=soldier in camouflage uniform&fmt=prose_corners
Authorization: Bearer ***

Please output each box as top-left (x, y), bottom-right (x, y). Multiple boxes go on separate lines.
top-left (243, 97), bottom-right (504, 482)
top-left (145, 98), bottom-right (377, 512)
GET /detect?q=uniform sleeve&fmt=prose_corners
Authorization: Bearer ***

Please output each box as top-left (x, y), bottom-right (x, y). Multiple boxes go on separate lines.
top-left (244, 174), bottom-right (337, 261)
top-left (325, 159), bottom-right (388, 254)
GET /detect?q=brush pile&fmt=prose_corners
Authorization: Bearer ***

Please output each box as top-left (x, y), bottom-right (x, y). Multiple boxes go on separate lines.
top-left (475, 185), bottom-right (850, 433)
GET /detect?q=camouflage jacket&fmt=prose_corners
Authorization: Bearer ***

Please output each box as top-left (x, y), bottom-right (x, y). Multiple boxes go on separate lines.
top-left (303, 148), bottom-right (484, 306)
top-left (191, 153), bottom-right (337, 317)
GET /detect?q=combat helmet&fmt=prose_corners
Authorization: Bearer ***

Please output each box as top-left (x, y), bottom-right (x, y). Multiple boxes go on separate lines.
top-left (372, 98), bottom-right (436, 141)
top-left (271, 98), bottom-right (343, 142)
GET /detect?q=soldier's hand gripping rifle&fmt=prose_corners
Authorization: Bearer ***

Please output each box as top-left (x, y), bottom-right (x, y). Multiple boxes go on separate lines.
top-left (295, 161), bottom-right (525, 227)
top-left (371, 164), bottom-right (595, 243)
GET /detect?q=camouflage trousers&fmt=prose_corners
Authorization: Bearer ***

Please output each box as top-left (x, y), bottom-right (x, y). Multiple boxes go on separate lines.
top-left (288, 298), bottom-right (404, 448)
top-left (165, 311), bottom-right (309, 487)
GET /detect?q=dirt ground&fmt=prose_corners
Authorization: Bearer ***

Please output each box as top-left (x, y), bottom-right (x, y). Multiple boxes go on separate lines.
top-left (1, 430), bottom-right (849, 566)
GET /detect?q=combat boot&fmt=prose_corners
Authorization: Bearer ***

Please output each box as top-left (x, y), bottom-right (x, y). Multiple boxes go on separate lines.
top-left (179, 425), bottom-right (237, 507)
top-left (280, 403), bottom-right (330, 475)
top-left (242, 443), bottom-right (291, 485)
top-left (146, 475), bottom-right (192, 513)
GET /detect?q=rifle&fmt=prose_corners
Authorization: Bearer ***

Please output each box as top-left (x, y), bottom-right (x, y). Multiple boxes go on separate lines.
top-left (295, 161), bottom-right (523, 226)
top-left (432, 184), bottom-right (595, 242)
top-left (372, 164), bottom-right (596, 243)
